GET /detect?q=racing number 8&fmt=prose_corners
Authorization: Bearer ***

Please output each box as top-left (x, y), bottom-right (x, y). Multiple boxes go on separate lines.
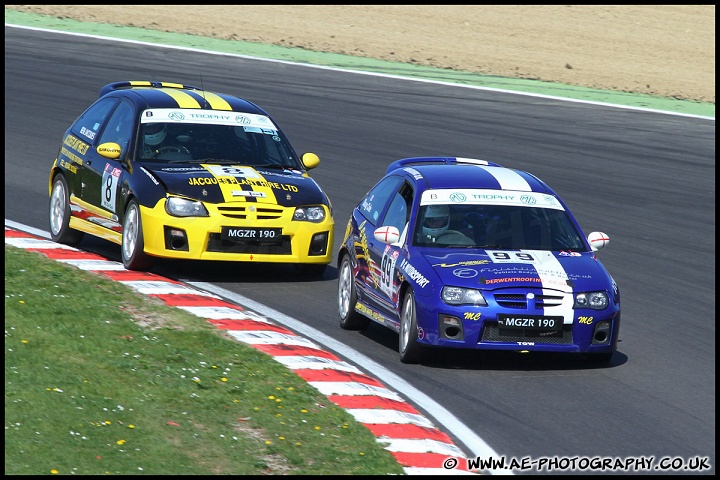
top-left (101, 164), bottom-right (120, 212)
top-left (105, 175), bottom-right (113, 202)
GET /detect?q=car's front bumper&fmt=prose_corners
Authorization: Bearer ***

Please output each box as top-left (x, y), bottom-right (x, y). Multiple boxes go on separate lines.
top-left (139, 198), bottom-right (334, 265)
top-left (416, 295), bottom-right (621, 354)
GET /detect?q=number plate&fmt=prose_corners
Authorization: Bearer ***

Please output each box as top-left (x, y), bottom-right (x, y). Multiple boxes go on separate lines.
top-left (221, 227), bottom-right (282, 242)
top-left (497, 314), bottom-right (563, 331)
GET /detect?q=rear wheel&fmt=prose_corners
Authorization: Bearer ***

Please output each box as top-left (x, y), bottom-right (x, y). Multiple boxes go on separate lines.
top-left (399, 289), bottom-right (424, 364)
top-left (338, 255), bottom-right (370, 330)
top-left (49, 174), bottom-right (84, 246)
top-left (122, 199), bottom-right (153, 271)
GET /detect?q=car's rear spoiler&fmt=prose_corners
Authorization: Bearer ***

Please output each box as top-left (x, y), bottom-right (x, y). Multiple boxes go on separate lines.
top-left (385, 156), bottom-right (503, 175)
top-left (99, 81), bottom-right (203, 98)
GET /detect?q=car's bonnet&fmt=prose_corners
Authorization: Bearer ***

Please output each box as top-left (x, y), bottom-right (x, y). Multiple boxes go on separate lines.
top-left (420, 249), bottom-right (608, 293)
top-left (146, 164), bottom-right (326, 206)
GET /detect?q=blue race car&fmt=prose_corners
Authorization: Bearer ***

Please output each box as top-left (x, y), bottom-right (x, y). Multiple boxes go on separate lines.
top-left (48, 81), bottom-right (334, 275)
top-left (337, 157), bottom-right (620, 364)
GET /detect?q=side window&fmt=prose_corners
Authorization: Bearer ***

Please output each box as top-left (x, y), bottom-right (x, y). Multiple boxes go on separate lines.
top-left (98, 99), bottom-right (135, 157)
top-left (357, 175), bottom-right (403, 225)
top-left (381, 182), bottom-right (413, 231)
top-left (70, 98), bottom-right (119, 145)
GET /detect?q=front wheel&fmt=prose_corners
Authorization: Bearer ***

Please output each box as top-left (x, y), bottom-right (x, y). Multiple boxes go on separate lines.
top-left (49, 174), bottom-right (84, 246)
top-left (338, 255), bottom-right (370, 330)
top-left (399, 289), bottom-right (424, 364)
top-left (121, 199), bottom-right (153, 271)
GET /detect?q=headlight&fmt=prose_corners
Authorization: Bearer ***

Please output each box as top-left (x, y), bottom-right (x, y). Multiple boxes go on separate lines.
top-left (165, 197), bottom-right (209, 217)
top-left (293, 206), bottom-right (325, 223)
top-left (441, 286), bottom-right (487, 306)
top-left (574, 291), bottom-right (609, 310)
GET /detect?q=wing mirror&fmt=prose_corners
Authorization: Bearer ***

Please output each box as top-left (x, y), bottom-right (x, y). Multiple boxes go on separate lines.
top-left (587, 231), bottom-right (610, 252)
top-left (374, 226), bottom-right (401, 244)
top-left (301, 152), bottom-right (320, 170)
top-left (97, 142), bottom-right (122, 160)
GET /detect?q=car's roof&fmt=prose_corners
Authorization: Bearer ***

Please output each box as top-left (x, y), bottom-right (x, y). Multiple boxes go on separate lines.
top-left (387, 156), bottom-right (555, 194)
top-left (98, 81), bottom-right (267, 115)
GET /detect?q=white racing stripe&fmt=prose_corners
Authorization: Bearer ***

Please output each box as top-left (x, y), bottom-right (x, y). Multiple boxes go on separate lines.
top-left (477, 165), bottom-right (532, 191)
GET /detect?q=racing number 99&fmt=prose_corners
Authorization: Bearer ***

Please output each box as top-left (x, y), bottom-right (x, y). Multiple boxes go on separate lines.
top-left (491, 251), bottom-right (536, 262)
top-left (379, 248), bottom-right (396, 297)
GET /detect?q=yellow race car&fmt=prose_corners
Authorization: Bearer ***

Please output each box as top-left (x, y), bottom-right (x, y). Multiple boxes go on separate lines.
top-left (49, 81), bottom-right (334, 275)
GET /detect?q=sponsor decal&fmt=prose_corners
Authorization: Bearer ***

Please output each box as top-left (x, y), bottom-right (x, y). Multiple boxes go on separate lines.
top-left (449, 192), bottom-right (467, 203)
top-left (60, 159), bottom-right (77, 174)
top-left (63, 134), bottom-right (89, 155)
top-left (464, 312), bottom-right (481, 321)
top-left (361, 195), bottom-right (374, 213)
top-left (140, 166), bottom-right (159, 185)
top-left (473, 194), bottom-right (515, 201)
top-left (79, 126), bottom-right (96, 141)
top-left (559, 250), bottom-right (582, 256)
top-left (578, 316), bottom-right (594, 325)
top-left (453, 268), bottom-right (478, 278)
top-left (161, 166), bottom-right (206, 172)
top-left (379, 245), bottom-right (398, 297)
top-left (187, 175), bottom-right (299, 191)
top-left (433, 259), bottom-right (490, 268)
top-left (399, 258), bottom-right (430, 288)
top-left (101, 163), bottom-right (122, 212)
top-left (420, 189), bottom-right (565, 210)
top-left (404, 167), bottom-right (423, 180)
top-left (232, 191), bottom-right (266, 198)
top-left (356, 302), bottom-right (386, 324)
top-left (479, 276), bottom-right (570, 288)
top-left (60, 147), bottom-right (84, 165)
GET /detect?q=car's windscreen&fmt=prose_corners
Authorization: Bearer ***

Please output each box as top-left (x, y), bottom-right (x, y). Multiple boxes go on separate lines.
top-left (413, 204), bottom-right (588, 251)
top-left (136, 121), bottom-right (301, 168)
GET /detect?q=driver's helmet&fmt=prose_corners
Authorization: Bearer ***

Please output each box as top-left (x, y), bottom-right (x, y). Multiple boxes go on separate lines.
top-left (144, 123), bottom-right (166, 146)
top-left (422, 204), bottom-right (450, 239)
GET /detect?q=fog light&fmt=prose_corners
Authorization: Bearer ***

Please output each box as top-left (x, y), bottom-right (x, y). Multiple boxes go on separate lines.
top-left (592, 321), bottom-right (611, 345)
top-left (164, 226), bottom-right (189, 251)
top-left (309, 232), bottom-right (328, 256)
top-left (439, 315), bottom-right (464, 341)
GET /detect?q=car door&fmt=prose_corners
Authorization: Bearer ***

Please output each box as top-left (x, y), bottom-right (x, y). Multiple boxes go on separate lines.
top-left (358, 176), bottom-right (414, 318)
top-left (80, 99), bottom-right (135, 229)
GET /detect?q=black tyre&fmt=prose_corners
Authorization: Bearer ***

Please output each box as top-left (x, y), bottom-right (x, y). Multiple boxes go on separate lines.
top-left (337, 254), bottom-right (370, 330)
top-left (399, 289), bottom-right (424, 364)
top-left (49, 174), bottom-right (84, 246)
top-left (121, 199), bottom-right (153, 271)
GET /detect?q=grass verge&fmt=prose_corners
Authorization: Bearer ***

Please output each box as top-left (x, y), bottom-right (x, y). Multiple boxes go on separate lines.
top-left (4, 245), bottom-right (406, 475)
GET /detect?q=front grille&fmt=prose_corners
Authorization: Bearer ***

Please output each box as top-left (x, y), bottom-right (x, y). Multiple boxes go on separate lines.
top-left (494, 293), bottom-right (566, 309)
top-left (207, 233), bottom-right (292, 254)
top-left (217, 205), bottom-right (284, 220)
top-left (481, 324), bottom-right (573, 345)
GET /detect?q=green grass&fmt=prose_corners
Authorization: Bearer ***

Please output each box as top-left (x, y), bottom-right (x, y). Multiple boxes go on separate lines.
top-left (4, 245), bottom-right (406, 475)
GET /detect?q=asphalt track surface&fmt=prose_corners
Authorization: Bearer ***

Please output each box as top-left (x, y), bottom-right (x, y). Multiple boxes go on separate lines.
top-left (4, 17), bottom-right (716, 476)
